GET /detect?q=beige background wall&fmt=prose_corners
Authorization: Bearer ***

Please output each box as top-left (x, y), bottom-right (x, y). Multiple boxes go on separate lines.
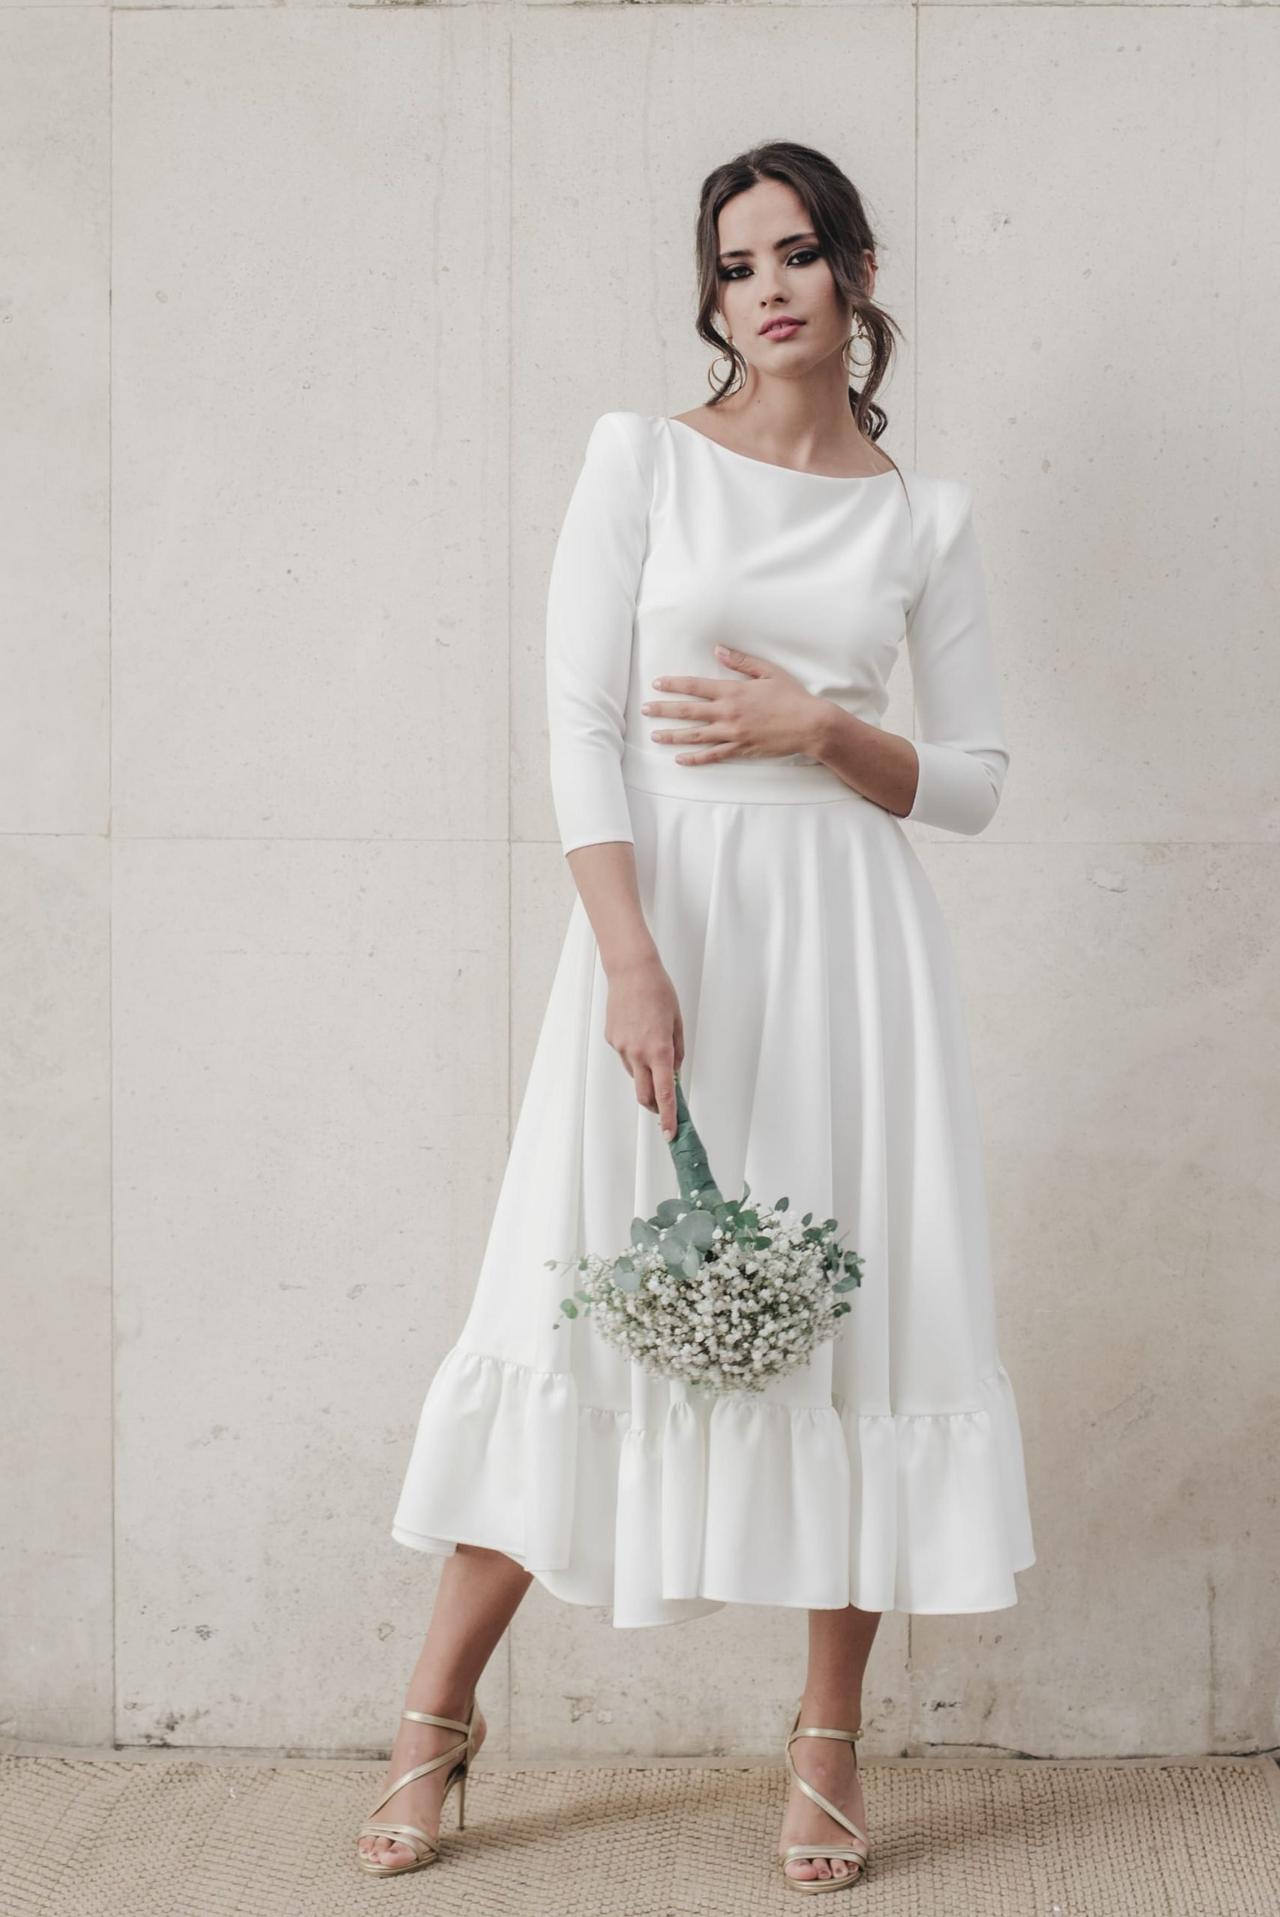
top-left (2, 0), bottom-right (1277, 1760)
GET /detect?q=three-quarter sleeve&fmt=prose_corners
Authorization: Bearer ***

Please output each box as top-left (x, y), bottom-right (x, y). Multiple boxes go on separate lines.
top-left (903, 480), bottom-right (1010, 836)
top-left (544, 410), bottom-right (652, 857)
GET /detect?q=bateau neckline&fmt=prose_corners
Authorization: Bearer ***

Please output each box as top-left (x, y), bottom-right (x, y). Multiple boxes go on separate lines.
top-left (663, 414), bottom-right (902, 484)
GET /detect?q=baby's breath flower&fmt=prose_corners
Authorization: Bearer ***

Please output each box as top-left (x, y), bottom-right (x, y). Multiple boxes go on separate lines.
top-left (555, 1193), bottom-right (862, 1395)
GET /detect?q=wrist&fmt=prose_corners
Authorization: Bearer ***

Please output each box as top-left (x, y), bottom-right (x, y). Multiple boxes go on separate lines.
top-left (807, 696), bottom-right (844, 762)
top-left (601, 940), bottom-right (663, 983)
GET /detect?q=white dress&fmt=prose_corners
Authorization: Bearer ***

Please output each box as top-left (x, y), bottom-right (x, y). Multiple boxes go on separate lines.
top-left (391, 411), bottom-right (1036, 1628)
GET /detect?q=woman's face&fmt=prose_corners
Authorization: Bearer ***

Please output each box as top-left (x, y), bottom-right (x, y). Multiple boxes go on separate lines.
top-left (713, 176), bottom-right (873, 383)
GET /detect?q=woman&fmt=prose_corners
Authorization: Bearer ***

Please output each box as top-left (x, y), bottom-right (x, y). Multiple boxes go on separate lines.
top-left (357, 139), bottom-right (1036, 1893)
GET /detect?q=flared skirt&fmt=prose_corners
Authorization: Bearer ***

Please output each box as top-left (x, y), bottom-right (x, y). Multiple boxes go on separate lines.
top-left (391, 758), bottom-right (1036, 1626)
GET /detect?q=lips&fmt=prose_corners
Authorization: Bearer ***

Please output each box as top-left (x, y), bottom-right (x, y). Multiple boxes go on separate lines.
top-left (760, 317), bottom-right (805, 337)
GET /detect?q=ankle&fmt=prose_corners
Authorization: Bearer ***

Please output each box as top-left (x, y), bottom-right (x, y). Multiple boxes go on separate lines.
top-left (401, 1689), bottom-right (476, 1729)
top-left (796, 1694), bottom-right (862, 1733)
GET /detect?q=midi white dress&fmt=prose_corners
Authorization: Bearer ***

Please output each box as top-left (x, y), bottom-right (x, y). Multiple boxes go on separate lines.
top-left (391, 410), bottom-right (1037, 1628)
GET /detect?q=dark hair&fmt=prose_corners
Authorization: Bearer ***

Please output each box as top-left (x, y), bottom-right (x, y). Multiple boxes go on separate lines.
top-left (693, 140), bottom-right (903, 446)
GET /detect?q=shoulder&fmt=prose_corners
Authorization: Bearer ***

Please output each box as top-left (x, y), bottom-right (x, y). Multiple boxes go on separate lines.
top-left (901, 473), bottom-right (980, 622)
top-left (901, 470), bottom-right (977, 569)
top-left (902, 468), bottom-right (974, 528)
top-left (581, 409), bottom-right (659, 474)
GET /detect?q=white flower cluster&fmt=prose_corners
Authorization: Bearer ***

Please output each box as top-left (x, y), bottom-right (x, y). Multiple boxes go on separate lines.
top-left (567, 1203), bottom-right (856, 1395)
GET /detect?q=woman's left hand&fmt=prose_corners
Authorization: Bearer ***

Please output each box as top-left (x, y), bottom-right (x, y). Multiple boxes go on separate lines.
top-left (641, 644), bottom-right (827, 765)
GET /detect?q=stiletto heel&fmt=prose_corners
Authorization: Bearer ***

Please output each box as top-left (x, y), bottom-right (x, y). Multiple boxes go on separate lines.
top-left (355, 1693), bottom-right (478, 1876)
top-left (779, 1701), bottom-right (870, 1893)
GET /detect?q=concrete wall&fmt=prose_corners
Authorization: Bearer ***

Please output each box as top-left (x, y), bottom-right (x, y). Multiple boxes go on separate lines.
top-left (2, 0), bottom-right (1276, 1759)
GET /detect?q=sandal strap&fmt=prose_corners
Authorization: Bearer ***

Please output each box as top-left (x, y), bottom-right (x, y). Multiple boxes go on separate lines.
top-left (358, 1820), bottom-right (438, 1862)
top-left (788, 1724), bottom-right (863, 1745)
top-left (785, 1768), bottom-right (869, 1849)
top-left (364, 1747), bottom-right (468, 1818)
top-left (783, 1843), bottom-right (868, 1863)
top-left (402, 1707), bottom-right (473, 1736)
top-left (788, 1725), bottom-right (862, 1740)
top-left (785, 1706), bottom-right (868, 1849)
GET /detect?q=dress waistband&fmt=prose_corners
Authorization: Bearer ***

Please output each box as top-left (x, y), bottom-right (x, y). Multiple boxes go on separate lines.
top-left (620, 742), bottom-right (865, 807)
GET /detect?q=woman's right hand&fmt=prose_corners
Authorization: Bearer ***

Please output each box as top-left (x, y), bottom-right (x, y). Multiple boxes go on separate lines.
top-left (604, 953), bottom-right (685, 1141)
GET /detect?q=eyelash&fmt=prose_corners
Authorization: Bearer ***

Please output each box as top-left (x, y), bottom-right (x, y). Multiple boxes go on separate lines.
top-left (717, 247), bottom-right (822, 282)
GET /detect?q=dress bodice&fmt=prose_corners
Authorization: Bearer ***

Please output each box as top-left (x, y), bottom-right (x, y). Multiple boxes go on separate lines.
top-left (545, 411), bottom-right (1010, 854)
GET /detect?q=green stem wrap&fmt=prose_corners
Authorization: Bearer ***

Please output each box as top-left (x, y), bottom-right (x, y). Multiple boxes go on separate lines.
top-left (667, 1072), bottom-right (724, 1209)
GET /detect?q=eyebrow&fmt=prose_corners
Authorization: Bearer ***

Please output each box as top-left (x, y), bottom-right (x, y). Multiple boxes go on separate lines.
top-left (717, 230), bottom-right (819, 264)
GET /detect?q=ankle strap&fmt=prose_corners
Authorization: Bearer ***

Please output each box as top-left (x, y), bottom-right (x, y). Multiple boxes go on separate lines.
top-left (401, 1707), bottom-right (472, 1735)
top-left (789, 1702), bottom-right (862, 1745)
top-left (788, 1724), bottom-right (863, 1744)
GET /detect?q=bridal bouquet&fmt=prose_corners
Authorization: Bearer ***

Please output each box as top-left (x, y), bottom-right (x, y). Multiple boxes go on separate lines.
top-left (549, 1072), bottom-right (862, 1394)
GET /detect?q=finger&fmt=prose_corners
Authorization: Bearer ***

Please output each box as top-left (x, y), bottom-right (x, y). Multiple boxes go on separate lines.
top-left (649, 676), bottom-right (725, 698)
top-left (643, 697), bottom-right (716, 724)
top-left (713, 644), bottom-right (768, 676)
top-left (664, 723), bottom-right (732, 745)
top-left (675, 744), bottom-right (741, 765)
top-left (632, 1061), bottom-right (657, 1116)
top-left (656, 732), bottom-right (729, 752)
top-left (645, 694), bottom-right (717, 715)
top-left (658, 728), bottom-right (704, 747)
top-left (654, 1059), bottom-right (678, 1140)
top-left (648, 708), bottom-right (717, 736)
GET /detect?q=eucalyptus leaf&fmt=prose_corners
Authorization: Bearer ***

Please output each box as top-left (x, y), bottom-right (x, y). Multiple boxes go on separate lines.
top-left (682, 1209), bottom-right (718, 1250)
top-left (561, 1298), bottom-right (578, 1318)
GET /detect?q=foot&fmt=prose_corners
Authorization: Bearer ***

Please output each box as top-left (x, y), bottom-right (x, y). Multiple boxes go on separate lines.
top-left (357, 1698), bottom-right (487, 1872)
top-left (778, 1714), bottom-right (869, 1886)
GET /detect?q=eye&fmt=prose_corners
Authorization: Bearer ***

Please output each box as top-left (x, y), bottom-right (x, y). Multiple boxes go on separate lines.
top-left (717, 246), bottom-right (822, 283)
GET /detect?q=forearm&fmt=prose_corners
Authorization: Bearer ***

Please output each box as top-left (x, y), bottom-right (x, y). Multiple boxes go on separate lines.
top-left (565, 840), bottom-right (663, 979)
top-left (808, 699), bottom-right (918, 819)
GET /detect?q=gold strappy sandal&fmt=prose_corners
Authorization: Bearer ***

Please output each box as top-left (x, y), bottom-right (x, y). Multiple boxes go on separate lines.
top-left (355, 1694), bottom-right (478, 1877)
top-left (779, 1702), bottom-right (870, 1893)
